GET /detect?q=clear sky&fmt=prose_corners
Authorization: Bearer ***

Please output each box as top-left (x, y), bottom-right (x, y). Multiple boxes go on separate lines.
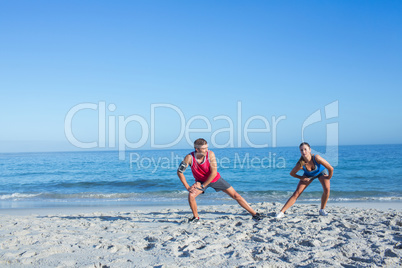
top-left (1, 0), bottom-right (401, 153)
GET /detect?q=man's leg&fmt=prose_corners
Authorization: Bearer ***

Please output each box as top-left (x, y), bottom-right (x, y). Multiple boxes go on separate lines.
top-left (188, 183), bottom-right (204, 218)
top-left (223, 187), bottom-right (257, 216)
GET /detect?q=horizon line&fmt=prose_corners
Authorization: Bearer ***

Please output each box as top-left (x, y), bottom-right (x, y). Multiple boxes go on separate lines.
top-left (1, 143), bottom-right (401, 155)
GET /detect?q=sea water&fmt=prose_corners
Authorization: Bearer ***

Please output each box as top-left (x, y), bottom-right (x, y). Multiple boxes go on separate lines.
top-left (0, 144), bottom-right (401, 209)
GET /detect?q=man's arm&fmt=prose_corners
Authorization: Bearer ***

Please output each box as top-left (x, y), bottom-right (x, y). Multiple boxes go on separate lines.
top-left (177, 154), bottom-right (192, 190)
top-left (200, 150), bottom-right (218, 188)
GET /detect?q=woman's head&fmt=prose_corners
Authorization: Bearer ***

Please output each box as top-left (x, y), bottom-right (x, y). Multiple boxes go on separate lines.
top-left (298, 142), bottom-right (312, 166)
top-left (299, 142), bottom-right (311, 155)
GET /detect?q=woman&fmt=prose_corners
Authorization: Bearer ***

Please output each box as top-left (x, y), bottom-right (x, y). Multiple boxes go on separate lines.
top-left (276, 142), bottom-right (334, 218)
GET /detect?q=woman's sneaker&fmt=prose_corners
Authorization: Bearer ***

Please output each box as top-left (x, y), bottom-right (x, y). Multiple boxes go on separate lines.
top-left (188, 216), bottom-right (200, 224)
top-left (319, 209), bottom-right (328, 216)
top-left (275, 211), bottom-right (285, 219)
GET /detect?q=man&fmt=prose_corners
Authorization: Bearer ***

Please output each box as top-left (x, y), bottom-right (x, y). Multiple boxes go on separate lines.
top-left (177, 138), bottom-right (262, 223)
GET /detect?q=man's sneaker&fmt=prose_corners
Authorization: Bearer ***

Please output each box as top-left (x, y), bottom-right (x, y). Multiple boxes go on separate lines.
top-left (275, 211), bottom-right (285, 219)
top-left (252, 212), bottom-right (263, 221)
top-left (188, 216), bottom-right (200, 224)
top-left (319, 209), bottom-right (328, 216)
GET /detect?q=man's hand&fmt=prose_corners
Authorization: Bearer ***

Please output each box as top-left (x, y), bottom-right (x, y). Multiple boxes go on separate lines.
top-left (188, 182), bottom-right (203, 193)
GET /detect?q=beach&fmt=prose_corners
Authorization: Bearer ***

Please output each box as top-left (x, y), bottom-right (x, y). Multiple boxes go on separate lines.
top-left (0, 202), bottom-right (401, 267)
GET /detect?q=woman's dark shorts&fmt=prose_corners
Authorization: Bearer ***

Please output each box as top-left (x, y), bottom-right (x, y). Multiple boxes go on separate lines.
top-left (308, 170), bottom-right (328, 181)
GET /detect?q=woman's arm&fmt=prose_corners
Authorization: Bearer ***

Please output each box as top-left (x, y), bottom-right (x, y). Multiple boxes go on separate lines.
top-left (290, 163), bottom-right (305, 180)
top-left (315, 155), bottom-right (334, 179)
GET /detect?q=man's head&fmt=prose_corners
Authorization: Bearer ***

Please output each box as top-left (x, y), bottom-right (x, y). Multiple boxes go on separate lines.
top-left (194, 138), bottom-right (208, 155)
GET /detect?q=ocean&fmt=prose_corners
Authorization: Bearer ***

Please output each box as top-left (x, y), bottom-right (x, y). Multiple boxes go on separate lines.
top-left (1, 144), bottom-right (401, 209)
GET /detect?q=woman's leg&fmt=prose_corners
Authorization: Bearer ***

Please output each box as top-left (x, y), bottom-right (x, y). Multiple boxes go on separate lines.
top-left (280, 179), bottom-right (313, 213)
top-left (318, 176), bottom-right (331, 209)
top-left (223, 187), bottom-right (256, 215)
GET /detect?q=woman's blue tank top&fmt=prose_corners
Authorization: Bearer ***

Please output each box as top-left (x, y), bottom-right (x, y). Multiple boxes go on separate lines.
top-left (303, 155), bottom-right (325, 177)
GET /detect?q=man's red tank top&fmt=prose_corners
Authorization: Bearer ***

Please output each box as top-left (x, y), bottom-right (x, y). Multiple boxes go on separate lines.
top-left (190, 151), bottom-right (220, 183)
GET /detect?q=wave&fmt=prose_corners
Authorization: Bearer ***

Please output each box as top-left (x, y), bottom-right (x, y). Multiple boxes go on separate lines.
top-left (0, 193), bottom-right (43, 200)
top-left (1, 190), bottom-right (401, 202)
top-left (53, 180), bottom-right (164, 188)
top-left (0, 191), bottom-right (187, 201)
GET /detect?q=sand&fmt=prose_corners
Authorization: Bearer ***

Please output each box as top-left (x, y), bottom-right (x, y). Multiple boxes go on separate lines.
top-left (0, 202), bottom-right (401, 267)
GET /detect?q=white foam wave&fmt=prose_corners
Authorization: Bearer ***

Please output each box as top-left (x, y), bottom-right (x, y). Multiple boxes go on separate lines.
top-left (0, 193), bottom-right (42, 200)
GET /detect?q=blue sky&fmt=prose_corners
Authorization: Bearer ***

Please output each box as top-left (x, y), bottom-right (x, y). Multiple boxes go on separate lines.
top-left (1, 0), bottom-right (401, 153)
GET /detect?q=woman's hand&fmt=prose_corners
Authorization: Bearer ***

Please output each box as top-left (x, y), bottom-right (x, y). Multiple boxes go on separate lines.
top-left (300, 176), bottom-right (311, 182)
top-left (322, 174), bottom-right (331, 180)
